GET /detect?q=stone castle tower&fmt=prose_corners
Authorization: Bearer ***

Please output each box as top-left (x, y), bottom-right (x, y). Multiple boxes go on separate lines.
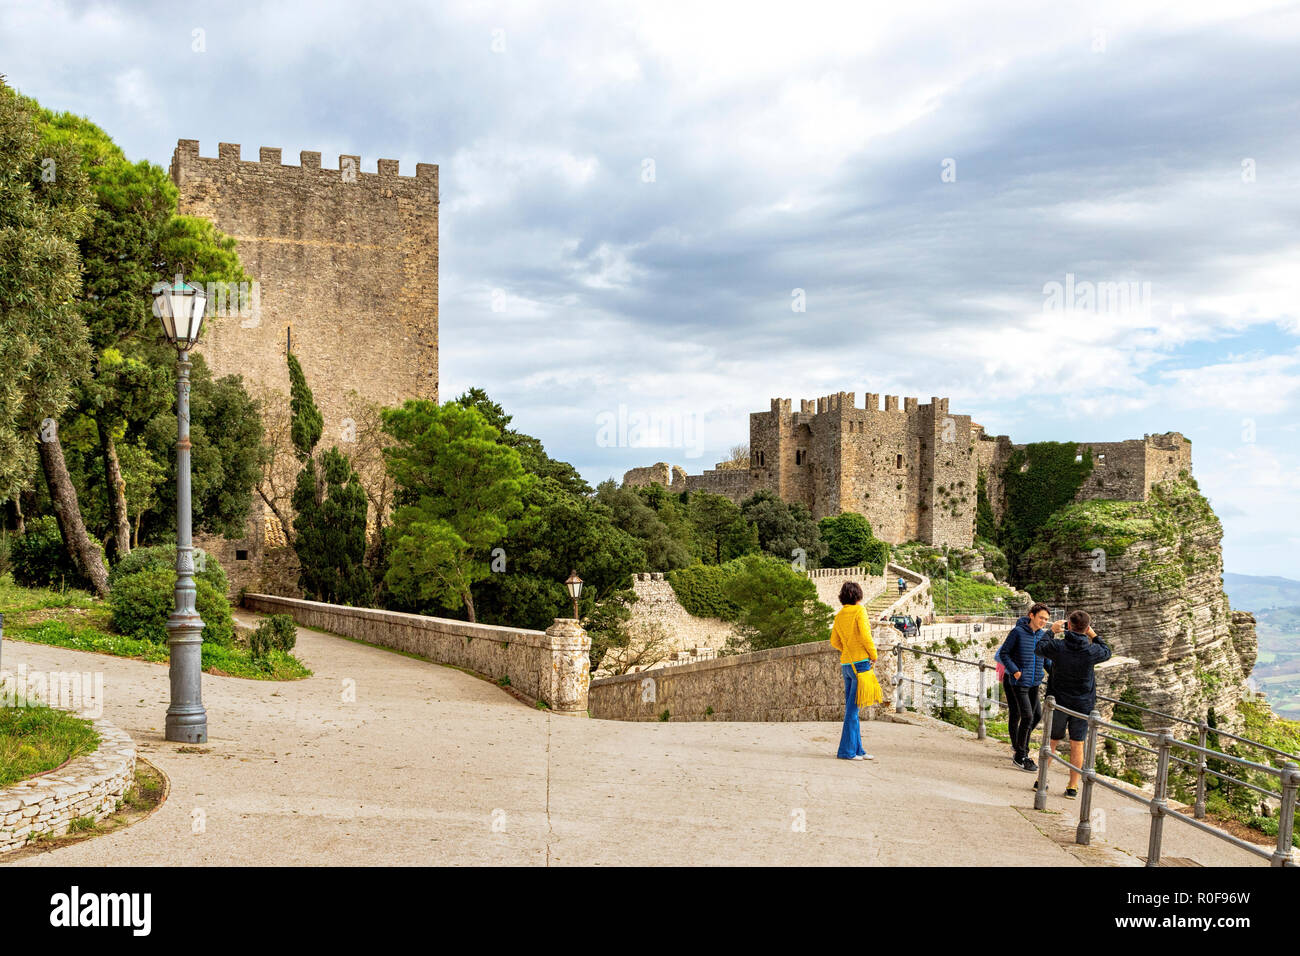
top-left (169, 140), bottom-right (439, 592)
top-left (625, 391), bottom-right (1192, 549)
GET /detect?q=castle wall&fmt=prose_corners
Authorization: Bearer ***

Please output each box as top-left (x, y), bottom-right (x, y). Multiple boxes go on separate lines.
top-left (838, 396), bottom-right (919, 541)
top-left (1143, 432), bottom-right (1193, 492)
top-left (922, 398), bottom-right (978, 548)
top-left (681, 468), bottom-right (757, 500)
top-left (622, 395), bottom-right (1193, 553)
top-left (171, 140), bottom-right (439, 596)
top-left (973, 434), bottom-right (1013, 528)
top-left (171, 141), bottom-right (439, 436)
top-left (1073, 439), bottom-right (1150, 501)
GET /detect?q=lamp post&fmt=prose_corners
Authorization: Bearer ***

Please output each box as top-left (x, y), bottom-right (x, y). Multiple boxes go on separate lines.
top-left (564, 571), bottom-right (583, 620)
top-left (154, 274), bottom-right (208, 743)
top-left (1062, 584), bottom-right (1070, 623)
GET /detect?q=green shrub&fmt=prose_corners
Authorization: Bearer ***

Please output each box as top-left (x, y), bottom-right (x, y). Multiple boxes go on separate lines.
top-left (108, 566), bottom-right (233, 646)
top-left (666, 563), bottom-right (742, 620)
top-left (818, 512), bottom-right (888, 572)
top-left (728, 554), bottom-right (833, 651)
top-left (108, 543), bottom-right (228, 596)
top-left (9, 515), bottom-right (82, 589)
top-left (250, 614), bottom-right (297, 659)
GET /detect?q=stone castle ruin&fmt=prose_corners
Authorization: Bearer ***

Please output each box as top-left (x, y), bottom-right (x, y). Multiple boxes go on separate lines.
top-left (625, 391), bottom-right (1192, 548)
top-left (170, 140), bottom-right (440, 593)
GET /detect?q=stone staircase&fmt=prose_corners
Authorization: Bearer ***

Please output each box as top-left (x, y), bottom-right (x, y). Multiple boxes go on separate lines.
top-left (866, 590), bottom-right (897, 618)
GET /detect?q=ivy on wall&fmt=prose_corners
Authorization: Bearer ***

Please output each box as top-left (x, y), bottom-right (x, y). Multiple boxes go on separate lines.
top-left (998, 442), bottom-right (1094, 580)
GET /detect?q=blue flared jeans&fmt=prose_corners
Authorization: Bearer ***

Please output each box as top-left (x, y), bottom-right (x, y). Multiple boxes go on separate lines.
top-left (837, 662), bottom-right (866, 758)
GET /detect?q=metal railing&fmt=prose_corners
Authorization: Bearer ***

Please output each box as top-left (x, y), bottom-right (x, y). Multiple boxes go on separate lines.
top-left (888, 640), bottom-right (1299, 867)
top-left (1034, 696), bottom-right (1298, 867)
top-left (1094, 690), bottom-right (1299, 820)
top-left (890, 641), bottom-right (1003, 740)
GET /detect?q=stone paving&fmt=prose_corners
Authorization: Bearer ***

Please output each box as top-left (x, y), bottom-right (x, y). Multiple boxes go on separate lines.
top-left (0, 612), bottom-right (1271, 866)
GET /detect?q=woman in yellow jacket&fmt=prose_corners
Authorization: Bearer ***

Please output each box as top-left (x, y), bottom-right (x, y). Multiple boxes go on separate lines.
top-left (829, 581), bottom-right (879, 760)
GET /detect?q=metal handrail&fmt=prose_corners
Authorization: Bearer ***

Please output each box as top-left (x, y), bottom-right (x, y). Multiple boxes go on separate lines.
top-left (889, 640), bottom-right (1299, 866)
top-left (1035, 696), bottom-right (1298, 866)
top-left (1099, 691), bottom-right (1300, 764)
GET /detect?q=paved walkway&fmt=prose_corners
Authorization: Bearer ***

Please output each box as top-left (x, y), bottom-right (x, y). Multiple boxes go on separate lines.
top-left (1, 613), bottom-right (1271, 866)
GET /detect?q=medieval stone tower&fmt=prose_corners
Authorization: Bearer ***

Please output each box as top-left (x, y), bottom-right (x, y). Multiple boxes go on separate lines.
top-left (169, 140), bottom-right (439, 593)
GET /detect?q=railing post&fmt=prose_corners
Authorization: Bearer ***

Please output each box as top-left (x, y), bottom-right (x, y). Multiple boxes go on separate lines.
top-left (1034, 696), bottom-right (1054, 811)
top-left (894, 643), bottom-right (905, 714)
top-left (1195, 720), bottom-right (1208, 820)
top-left (976, 662), bottom-right (987, 741)
top-left (1273, 762), bottom-right (1298, 868)
top-left (1147, 731), bottom-right (1172, 867)
top-left (1076, 710), bottom-right (1101, 846)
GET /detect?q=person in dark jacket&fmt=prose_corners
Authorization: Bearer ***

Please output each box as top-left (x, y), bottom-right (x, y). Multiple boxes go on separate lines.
top-left (996, 604), bottom-right (1063, 771)
top-left (1035, 609), bottom-right (1111, 797)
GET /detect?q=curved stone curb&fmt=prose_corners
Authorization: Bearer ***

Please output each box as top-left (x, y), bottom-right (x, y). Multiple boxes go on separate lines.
top-left (0, 715), bottom-right (136, 853)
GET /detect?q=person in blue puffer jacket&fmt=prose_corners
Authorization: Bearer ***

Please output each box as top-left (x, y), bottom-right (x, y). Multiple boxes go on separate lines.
top-left (996, 603), bottom-right (1064, 771)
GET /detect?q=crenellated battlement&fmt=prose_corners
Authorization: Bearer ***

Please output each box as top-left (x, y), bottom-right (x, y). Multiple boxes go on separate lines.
top-left (788, 393), bottom-right (952, 416)
top-left (170, 139), bottom-right (438, 192)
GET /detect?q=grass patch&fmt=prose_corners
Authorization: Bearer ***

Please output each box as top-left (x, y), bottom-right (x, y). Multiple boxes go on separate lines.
top-left (0, 700), bottom-right (101, 787)
top-left (931, 575), bottom-right (1021, 615)
top-left (1, 572), bottom-right (310, 681)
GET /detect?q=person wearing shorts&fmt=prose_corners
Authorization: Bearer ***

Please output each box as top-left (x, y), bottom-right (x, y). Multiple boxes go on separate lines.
top-left (1035, 609), bottom-right (1111, 797)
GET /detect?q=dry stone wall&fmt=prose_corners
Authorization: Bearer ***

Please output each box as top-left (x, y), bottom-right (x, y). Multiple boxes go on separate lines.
top-left (0, 716), bottom-right (136, 853)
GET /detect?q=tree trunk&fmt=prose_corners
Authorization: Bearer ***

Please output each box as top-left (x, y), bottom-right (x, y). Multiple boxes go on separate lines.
top-left (463, 589), bottom-right (476, 624)
top-left (97, 417), bottom-right (132, 560)
top-left (37, 430), bottom-right (110, 597)
top-left (257, 485), bottom-right (294, 547)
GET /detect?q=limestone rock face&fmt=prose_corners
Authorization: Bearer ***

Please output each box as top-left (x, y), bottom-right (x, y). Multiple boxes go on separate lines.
top-left (1020, 480), bottom-right (1257, 736)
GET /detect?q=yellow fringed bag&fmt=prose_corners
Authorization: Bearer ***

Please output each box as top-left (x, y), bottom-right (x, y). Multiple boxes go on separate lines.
top-left (854, 660), bottom-right (884, 708)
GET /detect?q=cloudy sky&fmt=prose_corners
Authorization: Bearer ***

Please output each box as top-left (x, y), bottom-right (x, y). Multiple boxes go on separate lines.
top-left (4, 0), bottom-right (1299, 578)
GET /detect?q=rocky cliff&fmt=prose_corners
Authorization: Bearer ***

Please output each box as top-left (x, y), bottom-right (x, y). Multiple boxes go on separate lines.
top-left (1019, 475), bottom-right (1257, 736)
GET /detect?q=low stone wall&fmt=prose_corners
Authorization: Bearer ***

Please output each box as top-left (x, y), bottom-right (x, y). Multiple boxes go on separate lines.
top-left (624, 573), bottom-right (741, 662)
top-left (0, 716), bottom-right (136, 853)
top-left (807, 566), bottom-right (886, 609)
top-left (589, 640), bottom-right (898, 723)
top-left (875, 563), bottom-right (933, 623)
top-left (242, 594), bottom-right (590, 713)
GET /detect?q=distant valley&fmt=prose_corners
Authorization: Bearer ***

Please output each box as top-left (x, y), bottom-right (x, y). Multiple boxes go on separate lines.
top-left (1224, 573), bottom-right (1300, 720)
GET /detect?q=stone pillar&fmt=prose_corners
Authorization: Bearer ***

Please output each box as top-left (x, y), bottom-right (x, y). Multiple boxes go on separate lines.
top-left (545, 619), bottom-right (591, 715)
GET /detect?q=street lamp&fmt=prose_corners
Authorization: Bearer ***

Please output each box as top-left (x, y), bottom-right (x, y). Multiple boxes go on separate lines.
top-left (154, 274), bottom-right (208, 743)
top-left (1062, 584), bottom-right (1070, 623)
top-left (564, 571), bottom-right (583, 620)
